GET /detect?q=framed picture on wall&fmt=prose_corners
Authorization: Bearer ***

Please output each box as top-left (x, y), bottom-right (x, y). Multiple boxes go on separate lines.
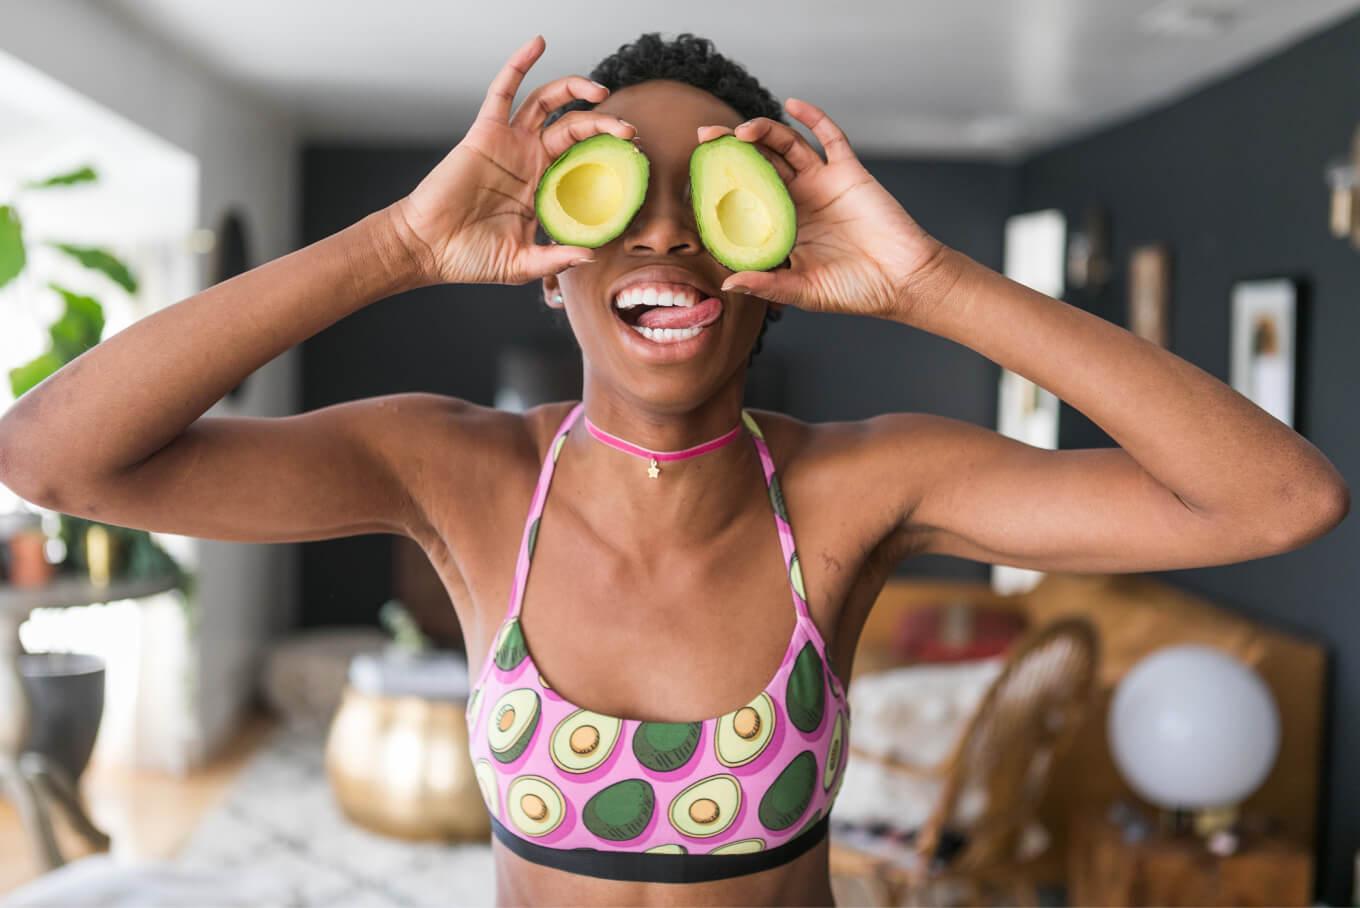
top-left (995, 210), bottom-right (1065, 596)
top-left (998, 208), bottom-right (1065, 454)
top-left (1230, 278), bottom-right (1297, 427)
top-left (1128, 244), bottom-right (1171, 347)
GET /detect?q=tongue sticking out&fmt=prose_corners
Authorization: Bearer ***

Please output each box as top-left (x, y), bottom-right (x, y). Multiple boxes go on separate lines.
top-left (635, 296), bottom-right (723, 330)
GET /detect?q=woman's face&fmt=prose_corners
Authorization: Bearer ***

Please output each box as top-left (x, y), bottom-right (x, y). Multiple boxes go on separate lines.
top-left (546, 80), bottom-right (774, 411)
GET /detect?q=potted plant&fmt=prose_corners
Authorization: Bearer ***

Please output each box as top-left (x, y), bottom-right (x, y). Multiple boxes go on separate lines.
top-left (2, 165), bottom-right (192, 781)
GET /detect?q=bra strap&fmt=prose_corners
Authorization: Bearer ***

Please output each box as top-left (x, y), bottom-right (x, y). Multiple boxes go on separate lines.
top-left (506, 401), bottom-right (584, 620)
top-left (741, 409), bottom-right (816, 629)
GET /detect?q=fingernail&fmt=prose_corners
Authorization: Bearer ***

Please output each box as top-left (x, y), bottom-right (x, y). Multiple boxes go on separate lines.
top-left (590, 80), bottom-right (608, 90)
top-left (724, 284), bottom-right (750, 294)
top-left (572, 257), bottom-right (594, 266)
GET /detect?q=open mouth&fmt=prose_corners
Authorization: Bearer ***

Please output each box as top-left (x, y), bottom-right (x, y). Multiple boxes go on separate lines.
top-left (612, 281), bottom-right (724, 344)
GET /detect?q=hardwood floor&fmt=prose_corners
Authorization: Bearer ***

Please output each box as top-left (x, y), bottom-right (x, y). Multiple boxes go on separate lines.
top-left (0, 713), bottom-right (276, 894)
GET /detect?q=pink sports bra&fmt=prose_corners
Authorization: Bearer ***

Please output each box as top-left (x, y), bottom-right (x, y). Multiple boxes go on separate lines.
top-left (465, 402), bottom-right (852, 883)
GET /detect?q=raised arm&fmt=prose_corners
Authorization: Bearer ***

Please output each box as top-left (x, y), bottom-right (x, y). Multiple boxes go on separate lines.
top-left (853, 271), bottom-right (1349, 572)
top-left (701, 99), bottom-right (1348, 573)
top-left (0, 201), bottom-right (433, 541)
top-left (0, 35), bottom-right (634, 546)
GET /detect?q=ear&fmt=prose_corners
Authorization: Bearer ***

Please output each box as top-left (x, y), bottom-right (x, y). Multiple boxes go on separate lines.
top-left (542, 274), bottom-right (564, 309)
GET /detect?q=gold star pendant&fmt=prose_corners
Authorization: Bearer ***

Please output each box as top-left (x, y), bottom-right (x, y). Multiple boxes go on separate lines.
top-left (647, 458), bottom-right (661, 479)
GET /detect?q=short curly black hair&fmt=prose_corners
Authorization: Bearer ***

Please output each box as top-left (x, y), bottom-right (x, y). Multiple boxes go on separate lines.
top-left (546, 33), bottom-right (785, 363)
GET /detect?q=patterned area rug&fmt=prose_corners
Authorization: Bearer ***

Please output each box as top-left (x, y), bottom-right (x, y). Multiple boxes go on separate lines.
top-left (175, 724), bottom-right (497, 907)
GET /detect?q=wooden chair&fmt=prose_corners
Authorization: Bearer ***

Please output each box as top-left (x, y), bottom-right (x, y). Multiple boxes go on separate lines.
top-left (829, 618), bottom-right (1099, 907)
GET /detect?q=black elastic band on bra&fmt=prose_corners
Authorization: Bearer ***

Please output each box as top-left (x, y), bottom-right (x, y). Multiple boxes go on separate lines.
top-left (488, 813), bottom-right (829, 884)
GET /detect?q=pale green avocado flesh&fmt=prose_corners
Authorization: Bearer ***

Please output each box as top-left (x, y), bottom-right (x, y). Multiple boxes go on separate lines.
top-left (550, 709), bottom-right (621, 773)
top-left (690, 136), bottom-right (796, 272)
top-left (536, 134), bottom-right (649, 248)
top-left (668, 773), bottom-right (741, 838)
top-left (506, 774), bottom-right (565, 837)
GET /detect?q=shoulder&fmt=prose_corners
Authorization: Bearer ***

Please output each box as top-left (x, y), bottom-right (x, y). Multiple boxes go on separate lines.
top-left (348, 392), bottom-right (577, 457)
top-left (344, 393), bottom-right (578, 533)
top-left (745, 407), bottom-right (977, 472)
top-left (749, 407), bottom-right (993, 536)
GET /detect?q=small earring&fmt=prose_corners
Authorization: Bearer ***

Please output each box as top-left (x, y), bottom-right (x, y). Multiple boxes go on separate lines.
top-left (552, 292), bottom-right (563, 304)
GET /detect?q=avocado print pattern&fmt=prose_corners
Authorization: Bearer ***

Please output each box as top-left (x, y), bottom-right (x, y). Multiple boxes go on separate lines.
top-left (768, 474), bottom-right (789, 523)
top-left (493, 620), bottom-right (528, 672)
top-left (710, 837), bottom-right (765, 854)
top-left (669, 773), bottom-right (741, 838)
top-left (487, 688), bottom-right (540, 763)
top-left (785, 642), bottom-right (826, 733)
top-left (551, 709), bottom-right (622, 774)
top-left (715, 692), bottom-right (776, 767)
top-left (633, 722), bottom-right (702, 772)
top-left (526, 516), bottom-right (541, 561)
top-left (584, 779), bottom-right (655, 841)
top-left (757, 750), bottom-right (817, 830)
top-left (465, 402), bottom-right (852, 879)
top-left (508, 774), bottom-right (566, 837)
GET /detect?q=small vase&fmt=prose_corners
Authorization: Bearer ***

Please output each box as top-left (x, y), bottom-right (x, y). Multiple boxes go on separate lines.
top-left (84, 524), bottom-right (123, 587)
top-left (8, 529), bottom-right (53, 588)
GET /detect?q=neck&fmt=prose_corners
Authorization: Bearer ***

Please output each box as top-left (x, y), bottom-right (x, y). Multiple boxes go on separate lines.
top-left (580, 383), bottom-right (747, 453)
top-left (560, 376), bottom-right (761, 543)
top-left (584, 412), bottom-right (743, 463)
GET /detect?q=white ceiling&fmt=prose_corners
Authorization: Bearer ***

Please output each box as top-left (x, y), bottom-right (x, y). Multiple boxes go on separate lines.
top-left (107, 0), bottom-right (1360, 158)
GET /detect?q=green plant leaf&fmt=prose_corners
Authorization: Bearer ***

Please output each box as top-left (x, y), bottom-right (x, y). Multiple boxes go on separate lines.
top-left (0, 205), bottom-right (25, 289)
top-left (25, 165), bottom-right (98, 189)
top-left (47, 284), bottom-right (105, 361)
top-left (9, 350), bottom-right (63, 398)
top-left (51, 243), bottom-right (137, 294)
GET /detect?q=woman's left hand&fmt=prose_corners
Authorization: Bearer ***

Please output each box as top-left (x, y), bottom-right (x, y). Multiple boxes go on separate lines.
top-left (699, 99), bottom-right (951, 323)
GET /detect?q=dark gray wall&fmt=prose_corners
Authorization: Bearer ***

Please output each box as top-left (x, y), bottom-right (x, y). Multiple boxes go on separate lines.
top-left (1018, 15), bottom-right (1360, 903)
top-left (300, 147), bottom-right (571, 631)
top-left (768, 158), bottom-right (1015, 581)
top-left (298, 149), bottom-right (1014, 628)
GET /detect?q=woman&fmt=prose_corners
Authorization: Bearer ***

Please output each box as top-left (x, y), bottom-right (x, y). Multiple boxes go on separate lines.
top-left (0, 31), bottom-right (1347, 907)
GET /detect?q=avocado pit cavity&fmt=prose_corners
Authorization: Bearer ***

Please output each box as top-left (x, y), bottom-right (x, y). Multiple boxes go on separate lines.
top-left (557, 163), bottom-right (621, 226)
top-left (691, 135), bottom-right (797, 272)
top-left (536, 135), bottom-right (649, 248)
top-left (716, 188), bottom-right (773, 247)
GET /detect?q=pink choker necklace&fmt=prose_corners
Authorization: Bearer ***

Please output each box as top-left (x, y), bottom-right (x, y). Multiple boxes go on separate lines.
top-left (582, 413), bottom-right (744, 479)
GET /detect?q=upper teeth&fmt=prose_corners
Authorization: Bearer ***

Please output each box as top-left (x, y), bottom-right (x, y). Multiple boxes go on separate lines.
top-left (614, 285), bottom-right (700, 310)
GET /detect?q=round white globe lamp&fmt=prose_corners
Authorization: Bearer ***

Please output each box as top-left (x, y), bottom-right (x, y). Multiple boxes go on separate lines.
top-left (1109, 645), bottom-right (1280, 833)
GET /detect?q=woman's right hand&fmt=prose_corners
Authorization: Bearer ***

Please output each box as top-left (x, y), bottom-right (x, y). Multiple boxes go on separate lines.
top-left (390, 35), bottom-right (635, 287)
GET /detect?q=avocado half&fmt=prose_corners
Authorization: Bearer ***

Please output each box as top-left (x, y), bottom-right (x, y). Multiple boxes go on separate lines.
top-left (690, 135), bottom-right (796, 272)
top-left (536, 134), bottom-right (649, 248)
